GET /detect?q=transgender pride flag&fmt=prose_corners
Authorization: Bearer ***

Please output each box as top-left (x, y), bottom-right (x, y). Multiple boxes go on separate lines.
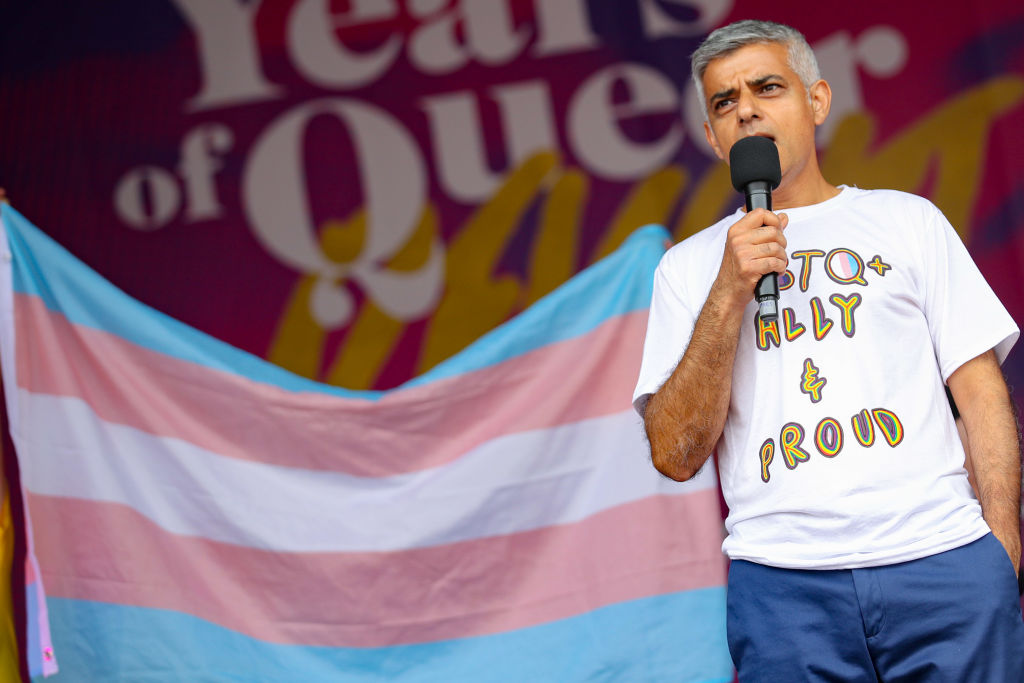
top-left (0, 204), bottom-right (731, 682)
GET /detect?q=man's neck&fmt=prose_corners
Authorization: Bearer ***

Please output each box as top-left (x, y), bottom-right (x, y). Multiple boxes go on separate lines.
top-left (771, 167), bottom-right (840, 210)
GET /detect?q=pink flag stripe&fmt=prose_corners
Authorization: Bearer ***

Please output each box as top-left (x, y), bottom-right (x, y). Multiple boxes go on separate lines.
top-left (16, 294), bottom-right (646, 477)
top-left (19, 394), bottom-right (697, 552)
top-left (30, 490), bottom-right (726, 648)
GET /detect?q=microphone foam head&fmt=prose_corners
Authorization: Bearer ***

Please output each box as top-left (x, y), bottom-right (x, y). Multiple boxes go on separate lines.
top-left (729, 136), bottom-right (782, 192)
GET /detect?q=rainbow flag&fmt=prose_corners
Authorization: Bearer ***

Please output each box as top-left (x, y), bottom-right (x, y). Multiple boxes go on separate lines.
top-left (0, 204), bottom-right (730, 681)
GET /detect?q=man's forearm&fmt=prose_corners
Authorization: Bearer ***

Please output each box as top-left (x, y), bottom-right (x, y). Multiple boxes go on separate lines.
top-left (644, 207), bottom-right (788, 481)
top-left (950, 352), bottom-right (1023, 572)
top-left (970, 398), bottom-right (1021, 572)
top-left (644, 286), bottom-right (745, 481)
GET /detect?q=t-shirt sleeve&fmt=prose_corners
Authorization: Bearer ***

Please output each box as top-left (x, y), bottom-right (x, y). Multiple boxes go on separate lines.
top-left (919, 202), bottom-right (1019, 380)
top-left (632, 255), bottom-right (698, 416)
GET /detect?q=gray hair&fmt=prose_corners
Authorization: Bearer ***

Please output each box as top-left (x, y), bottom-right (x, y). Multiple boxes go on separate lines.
top-left (691, 20), bottom-right (821, 119)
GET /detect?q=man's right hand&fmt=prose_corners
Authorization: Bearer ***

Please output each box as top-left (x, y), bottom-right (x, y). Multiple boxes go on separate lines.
top-left (713, 208), bottom-right (789, 310)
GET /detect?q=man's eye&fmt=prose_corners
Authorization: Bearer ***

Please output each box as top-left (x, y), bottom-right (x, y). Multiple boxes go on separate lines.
top-left (762, 83), bottom-right (779, 93)
top-left (714, 99), bottom-right (733, 110)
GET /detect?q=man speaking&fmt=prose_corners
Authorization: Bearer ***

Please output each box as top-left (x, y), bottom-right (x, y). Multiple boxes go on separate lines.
top-left (633, 19), bottom-right (1024, 680)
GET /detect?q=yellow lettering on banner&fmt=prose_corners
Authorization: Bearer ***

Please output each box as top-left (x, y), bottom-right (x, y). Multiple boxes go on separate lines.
top-left (526, 162), bottom-right (687, 311)
top-left (385, 203), bottom-right (440, 273)
top-left (419, 151), bottom-right (559, 372)
top-left (267, 210), bottom-right (371, 377)
top-left (268, 206), bottom-right (438, 388)
top-left (324, 206), bottom-right (440, 387)
top-left (525, 168), bottom-right (587, 307)
top-left (0, 447), bottom-right (21, 683)
top-left (324, 301), bottom-right (404, 389)
top-left (673, 162), bottom-right (733, 243)
top-left (591, 166), bottom-right (686, 262)
top-left (320, 212), bottom-right (366, 263)
top-left (822, 77), bottom-right (1024, 240)
top-left (268, 275), bottom-right (324, 379)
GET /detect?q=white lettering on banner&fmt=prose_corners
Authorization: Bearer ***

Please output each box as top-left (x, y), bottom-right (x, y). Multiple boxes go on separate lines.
top-left (125, 4), bottom-right (915, 333)
top-left (422, 81), bottom-right (558, 203)
top-left (116, 123), bottom-right (234, 230)
top-left (287, 0), bottom-right (403, 90)
top-left (172, 1), bottom-right (721, 108)
top-left (639, 0), bottom-right (732, 38)
top-left (424, 62), bottom-right (684, 202)
top-left (813, 27), bottom-right (908, 144)
top-left (114, 167), bottom-right (182, 230)
top-left (531, 0), bottom-right (601, 56)
top-left (680, 76), bottom-right (707, 152)
top-left (172, 0), bottom-right (604, 104)
top-left (568, 63), bottom-right (684, 180)
top-left (408, 0), bottom-right (529, 74)
top-left (171, 0), bottom-right (282, 111)
top-left (120, 6), bottom-right (913, 234)
top-left (179, 124), bottom-right (234, 222)
top-left (242, 98), bottom-right (442, 327)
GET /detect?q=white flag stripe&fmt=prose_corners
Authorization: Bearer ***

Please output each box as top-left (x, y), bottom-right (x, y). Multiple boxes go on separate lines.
top-left (16, 390), bottom-right (716, 553)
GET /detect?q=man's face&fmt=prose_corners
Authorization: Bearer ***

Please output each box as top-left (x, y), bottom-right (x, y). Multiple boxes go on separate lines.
top-left (700, 42), bottom-right (827, 186)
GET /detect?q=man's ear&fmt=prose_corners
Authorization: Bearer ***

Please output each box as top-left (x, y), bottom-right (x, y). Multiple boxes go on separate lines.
top-left (810, 79), bottom-right (832, 126)
top-left (704, 121), bottom-right (725, 161)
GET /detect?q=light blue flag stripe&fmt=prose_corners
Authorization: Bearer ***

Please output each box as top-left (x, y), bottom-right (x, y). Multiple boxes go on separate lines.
top-left (2, 205), bottom-right (667, 399)
top-left (26, 582), bottom-right (45, 678)
top-left (43, 589), bottom-right (732, 683)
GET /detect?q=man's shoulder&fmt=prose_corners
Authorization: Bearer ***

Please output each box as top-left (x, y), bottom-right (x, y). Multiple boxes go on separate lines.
top-left (844, 186), bottom-right (940, 216)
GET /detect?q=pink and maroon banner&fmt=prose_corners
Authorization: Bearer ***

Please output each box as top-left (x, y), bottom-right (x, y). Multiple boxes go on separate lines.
top-left (1, 1), bottom-right (1022, 391)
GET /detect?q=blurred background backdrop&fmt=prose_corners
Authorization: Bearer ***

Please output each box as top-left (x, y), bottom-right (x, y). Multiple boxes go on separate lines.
top-left (2, 0), bottom-right (1021, 393)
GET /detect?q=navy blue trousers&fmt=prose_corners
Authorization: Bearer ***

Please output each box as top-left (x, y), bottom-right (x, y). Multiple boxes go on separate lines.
top-left (726, 533), bottom-right (1024, 681)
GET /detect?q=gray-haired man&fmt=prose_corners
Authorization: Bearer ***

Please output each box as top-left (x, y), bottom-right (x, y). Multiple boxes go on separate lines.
top-left (634, 19), bottom-right (1024, 680)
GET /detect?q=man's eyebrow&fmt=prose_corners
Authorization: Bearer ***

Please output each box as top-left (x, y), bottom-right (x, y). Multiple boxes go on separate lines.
top-left (708, 74), bottom-right (787, 104)
top-left (709, 87), bottom-right (737, 104)
top-left (749, 74), bottom-right (785, 87)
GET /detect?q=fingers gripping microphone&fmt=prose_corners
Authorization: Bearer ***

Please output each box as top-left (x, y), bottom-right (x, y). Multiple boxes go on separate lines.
top-left (729, 136), bottom-right (783, 322)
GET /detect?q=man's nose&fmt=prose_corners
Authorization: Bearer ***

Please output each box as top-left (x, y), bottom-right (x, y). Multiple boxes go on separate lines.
top-left (736, 89), bottom-right (761, 122)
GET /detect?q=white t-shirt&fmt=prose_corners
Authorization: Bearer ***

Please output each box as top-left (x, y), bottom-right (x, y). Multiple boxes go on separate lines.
top-left (633, 186), bottom-right (1019, 569)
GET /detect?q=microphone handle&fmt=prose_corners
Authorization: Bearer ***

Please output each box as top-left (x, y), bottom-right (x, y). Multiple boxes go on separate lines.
top-left (745, 181), bottom-right (779, 322)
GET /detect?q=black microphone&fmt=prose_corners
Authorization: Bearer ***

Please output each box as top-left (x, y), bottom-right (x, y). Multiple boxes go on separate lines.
top-left (729, 136), bottom-right (783, 322)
